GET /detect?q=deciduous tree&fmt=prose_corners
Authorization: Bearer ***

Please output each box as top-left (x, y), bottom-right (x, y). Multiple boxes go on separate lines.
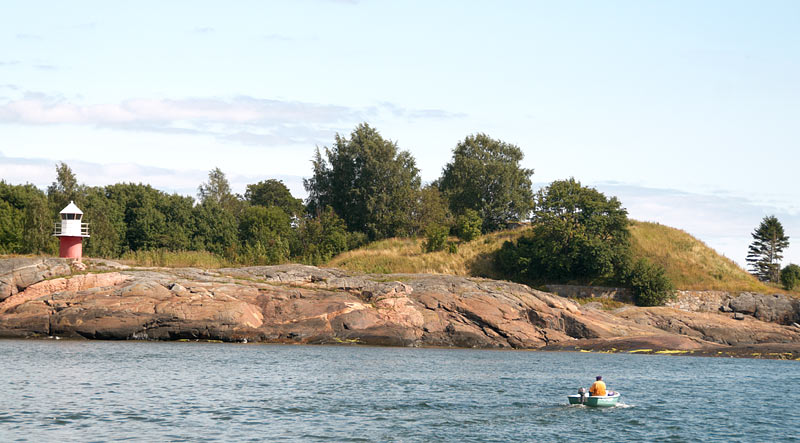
top-left (245, 179), bottom-right (304, 218)
top-left (304, 123), bottom-right (421, 240)
top-left (439, 134), bottom-right (534, 232)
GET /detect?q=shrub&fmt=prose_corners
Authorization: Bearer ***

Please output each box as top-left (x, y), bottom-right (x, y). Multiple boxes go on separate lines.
top-left (423, 225), bottom-right (449, 252)
top-left (496, 179), bottom-right (630, 283)
top-left (454, 209), bottom-right (482, 242)
top-left (781, 264), bottom-right (800, 291)
top-left (625, 259), bottom-right (675, 306)
top-left (447, 241), bottom-right (459, 254)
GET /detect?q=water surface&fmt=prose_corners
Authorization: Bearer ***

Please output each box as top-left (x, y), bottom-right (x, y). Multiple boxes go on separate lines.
top-left (1, 340), bottom-right (798, 442)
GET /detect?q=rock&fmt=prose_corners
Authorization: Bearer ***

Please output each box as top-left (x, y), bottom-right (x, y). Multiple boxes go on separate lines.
top-left (616, 307), bottom-right (799, 345)
top-left (1, 258), bottom-right (799, 358)
top-left (719, 305), bottom-right (733, 313)
top-left (582, 302), bottom-right (603, 310)
top-left (0, 258), bottom-right (72, 302)
top-left (728, 292), bottom-right (799, 325)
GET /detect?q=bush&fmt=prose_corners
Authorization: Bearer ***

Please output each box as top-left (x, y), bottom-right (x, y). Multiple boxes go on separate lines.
top-left (454, 209), bottom-right (482, 242)
top-left (495, 179), bottom-right (630, 283)
top-left (625, 259), bottom-right (675, 306)
top-left (424, 225), bottom-right (449, 252)
top-left (447, 241), bottom-right (459, 254)
top-left (781, 264), bottom-right (800, 291)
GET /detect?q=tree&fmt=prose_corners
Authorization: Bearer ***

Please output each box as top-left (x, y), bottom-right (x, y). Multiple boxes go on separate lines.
top-left (291, 207), bottom-right (349, 265)
top-left (47, 162), bottom-right (83, 212)
top-left (497, 178), bottom-right (630, 282)
top-left (245, 179), bottom-right (304, 218)
top-left (623, 259), bottom-right (675, 306)
top-left (237, 206), bottom-right (292, 264)
top-left (454, 209), bottom-right (482, 242)
top-left (439, 134), bottom-right (534, 232)
top-left (198, 167), bottom-right (239, 213)
top-left (82, 186), bottom-right (124, 258)
top-left (423, 224), bottom-right (449, 253)
top-left (409, 184), bottom-right (452, 236)
top-left (192, 201), bottom-right (239, 257)
top-left (780, 264), bottom-right (800, 291)
top-left (304, 123), bottom-right (421, 240)
top-left (746, 215), bottom-right (790, 282)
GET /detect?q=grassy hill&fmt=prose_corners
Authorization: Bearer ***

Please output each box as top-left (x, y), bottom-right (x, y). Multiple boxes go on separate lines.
top-left (326, 230), bottom-right (522, 279)
top-left (628, 221), bottom-right (775, 292)
top-left (328, 220), bottom-right (785, 293)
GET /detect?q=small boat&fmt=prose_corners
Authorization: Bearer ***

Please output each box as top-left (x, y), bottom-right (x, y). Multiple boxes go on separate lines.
top-left (568, 391), bottom-right (620, 407)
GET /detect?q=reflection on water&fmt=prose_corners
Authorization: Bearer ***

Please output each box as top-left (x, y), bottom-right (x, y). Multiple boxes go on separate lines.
top-left (0, 340), bottom-right (798, 442)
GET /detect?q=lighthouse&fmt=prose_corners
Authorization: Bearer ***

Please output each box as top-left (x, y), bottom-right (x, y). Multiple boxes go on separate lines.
top-left (54, 201), bottom-right (90, 261)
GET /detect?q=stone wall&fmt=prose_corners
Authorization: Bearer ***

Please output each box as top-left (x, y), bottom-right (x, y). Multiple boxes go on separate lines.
top-left (667, 290), bottom-right (800, 325)
top-left (544, 284), bottom-right (632, 303)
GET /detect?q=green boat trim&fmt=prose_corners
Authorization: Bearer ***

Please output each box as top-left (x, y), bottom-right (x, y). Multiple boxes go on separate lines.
top-left (567, 392), bottom-right (621, 407)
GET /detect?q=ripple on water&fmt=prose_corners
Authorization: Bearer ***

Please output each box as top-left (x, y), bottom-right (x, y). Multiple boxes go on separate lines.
top-left (0, 341), bottom-right (798, 442)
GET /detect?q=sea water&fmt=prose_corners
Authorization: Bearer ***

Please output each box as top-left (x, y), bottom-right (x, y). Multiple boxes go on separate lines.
top-left (0, 340), bottom-right (798, 442)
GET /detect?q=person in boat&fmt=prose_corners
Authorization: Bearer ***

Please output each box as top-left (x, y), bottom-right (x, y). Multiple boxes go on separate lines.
top-left (589, 375), bottom-right (607, 396)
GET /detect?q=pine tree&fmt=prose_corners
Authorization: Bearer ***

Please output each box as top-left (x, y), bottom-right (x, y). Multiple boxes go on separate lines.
top-left (746, 215), bottom-right (790, 282)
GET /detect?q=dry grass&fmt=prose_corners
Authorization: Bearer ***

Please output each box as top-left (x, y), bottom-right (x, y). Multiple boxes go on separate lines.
top-left (326, 230), bottom-right (524, 277)
top-left (118, 250), bottom-right (232, 269)
top-left (572, 297), bottom-right (628, 310)
top-left (629, 221), bottom-right (778, 292)
top-left (328, 221), bottom-right (796, 294)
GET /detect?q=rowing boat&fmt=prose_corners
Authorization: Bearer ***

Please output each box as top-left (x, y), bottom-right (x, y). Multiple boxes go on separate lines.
top-left (567, 391), bottom-right (620, 407)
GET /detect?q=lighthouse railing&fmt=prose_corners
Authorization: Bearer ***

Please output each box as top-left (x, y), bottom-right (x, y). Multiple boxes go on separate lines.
top-left (53, 222), bottom-right (90, 236)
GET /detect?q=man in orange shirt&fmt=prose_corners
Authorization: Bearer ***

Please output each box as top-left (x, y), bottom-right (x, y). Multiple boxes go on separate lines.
top-left (589, 375), bottom-right (607, 396)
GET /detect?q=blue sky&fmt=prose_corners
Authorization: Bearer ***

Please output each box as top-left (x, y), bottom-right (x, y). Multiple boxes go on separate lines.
top-left (1, 0), bottom-right (798, 266)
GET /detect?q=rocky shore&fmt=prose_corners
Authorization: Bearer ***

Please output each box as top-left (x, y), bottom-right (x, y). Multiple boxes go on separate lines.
top-left (1, 257), bottom-right (799, 359)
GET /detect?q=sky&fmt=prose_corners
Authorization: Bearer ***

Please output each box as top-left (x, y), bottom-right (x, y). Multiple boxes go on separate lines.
top-left (0, 0), bottom-right (798, 267)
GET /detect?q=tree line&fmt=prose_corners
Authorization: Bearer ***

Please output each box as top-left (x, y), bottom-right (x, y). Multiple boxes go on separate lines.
top-left (0, 123), bottom-right (535, 267)
top-left (1, 122), bottom-right (793, 300)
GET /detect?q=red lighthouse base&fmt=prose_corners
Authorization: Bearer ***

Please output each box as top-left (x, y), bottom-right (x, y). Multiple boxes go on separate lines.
top-left (59, 236), bottom-right (83, 260)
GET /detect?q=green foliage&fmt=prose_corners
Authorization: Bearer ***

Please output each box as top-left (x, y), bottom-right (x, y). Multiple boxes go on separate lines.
top-left (237, 206), bottom-right (293, 264)
top-left (454, 209), bottom-right (482, 242)
top-left (746, 215), bottom-right (790, 282)
top-left (410, 184), bottom-right (453, 236)
top-left (245, 179), bottom-right (304, 218)
top-left (0, 199), bottom-right (23, 254)
top-left (423, 225), bottom-right (449, 253)
top-left (47, 162), bottom-right (84, 213)
top-left (0, 181), bottom-right (55, 254)
top-left (781, 264), bottom-right (800, 291)
top-left (291, 207), bottom-right (349, 265)
top-left (439, 133), bottom-right (534, 232)
top-left (305, 123), bottom-right (421, 240)
top-left (447, 241), bottom-right (459, 254)
top-left (623, 258), bottom-right (675, 306)
top-left (192, 201), bottom-right (239, 257)
top-left (497, 179), bottom-right (630, 282)
top-left (198, 167), bottom-right (240, 213)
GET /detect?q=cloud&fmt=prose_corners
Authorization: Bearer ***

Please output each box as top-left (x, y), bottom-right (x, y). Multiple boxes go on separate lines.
top-left (0, 92), bottom-right (464, 147)
top-left (0, 152), bottom-right (306, 198)
top-left (33, 64), bottom-right (57, 71)
top-left (263, 33), bottom-right (294, 41)
top-left (587, 182), bottom-right (800, 267)
top-left (193, 27), bottom-right (215, 34)
top-left (0, 61), bottom-right (21, 67)
top-left (16, 34), bottom-right (42, 40)
top-left (379, 101), bottom-right (467, 120)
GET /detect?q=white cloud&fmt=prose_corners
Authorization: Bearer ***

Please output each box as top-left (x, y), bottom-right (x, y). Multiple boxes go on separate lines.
top-left (0, 152), bottom-right (307, 199)
top-left (591, 182), bottom-right (800, 268)
top-left (0, 93), bottom-right (464, 147)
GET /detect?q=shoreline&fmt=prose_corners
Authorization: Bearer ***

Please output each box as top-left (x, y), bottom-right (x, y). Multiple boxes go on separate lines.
top-left (3, 335), bottom-right (798, 361)
top-left (2, 258), bottom-right (799, 360)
